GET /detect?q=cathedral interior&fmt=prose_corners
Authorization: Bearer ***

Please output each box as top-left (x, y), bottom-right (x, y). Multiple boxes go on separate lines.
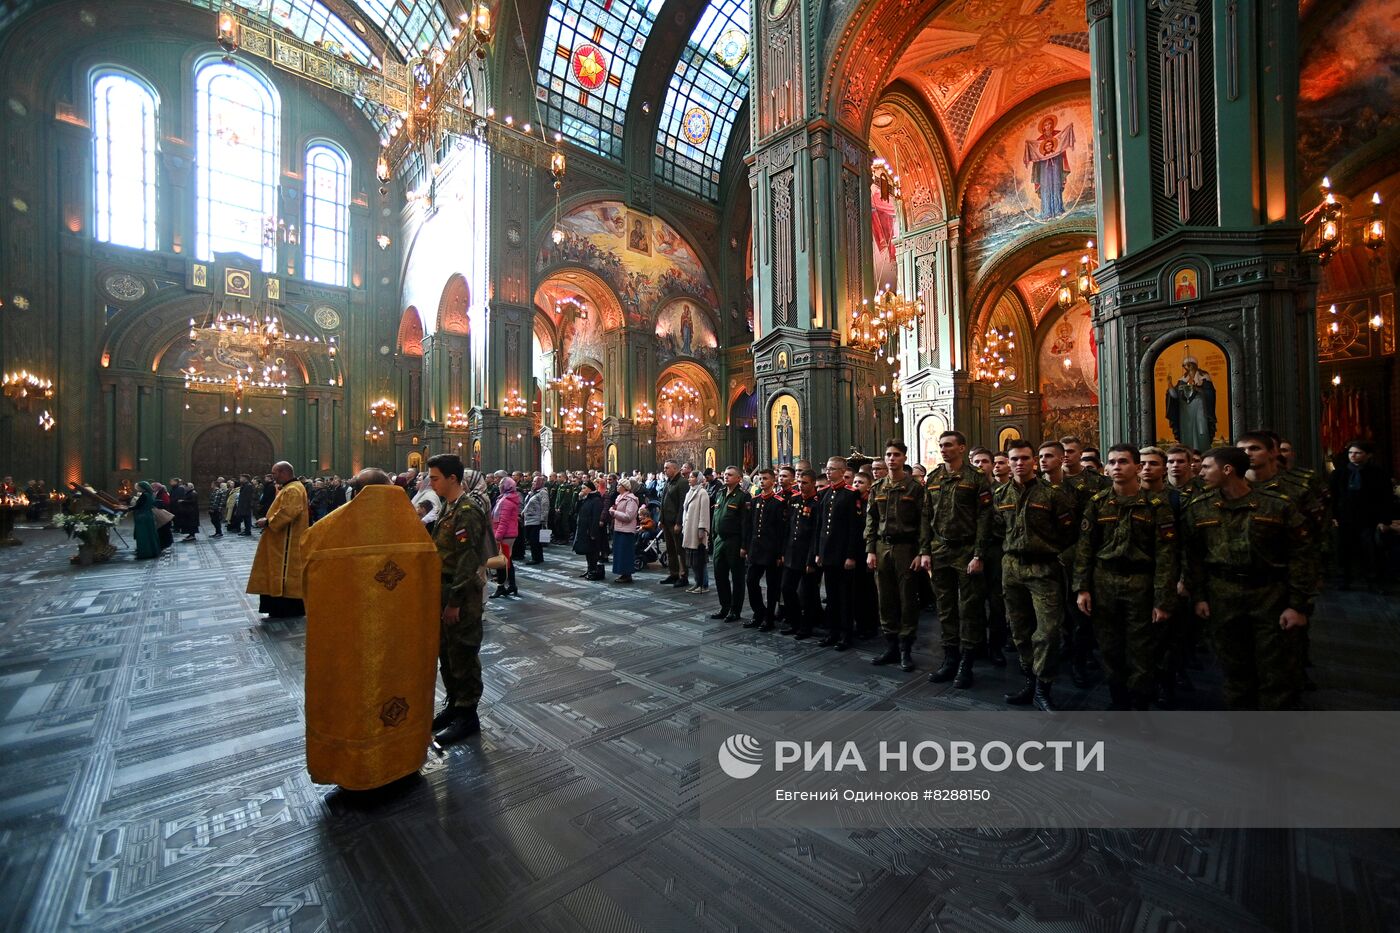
top-left (1, 0), bottom-right (1399, 929)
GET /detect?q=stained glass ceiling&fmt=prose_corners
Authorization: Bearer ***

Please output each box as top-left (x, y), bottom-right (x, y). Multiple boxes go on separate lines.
top-left (653, 0), bottom-right (750, 201)
top-left (198, 0), bottom-right (449, 63)
top-left (534, 0), bottom-right (667, 160)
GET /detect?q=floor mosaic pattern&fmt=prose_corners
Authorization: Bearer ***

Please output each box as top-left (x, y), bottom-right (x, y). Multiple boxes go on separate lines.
top-left (1, 526), bottom-right (1398, 931)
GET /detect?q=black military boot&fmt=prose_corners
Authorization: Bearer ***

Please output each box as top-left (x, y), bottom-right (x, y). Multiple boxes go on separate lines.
top-left (1004, 669), bottom-right (1035, 705)
top-left (953, 652), bottom-right (975, 688)
top-left (434, 708), bottom-right (481, 745)
top-left (1032, 680), bottom-right (1059, 712)
top-left (1070, 657), bottom-right (1092, 689)
top-left (871, 635), bottom-right (900, 665)
top-left (928, 647), bottom-right (959, 683)
top-left (900, 638), bottom-right (916, 672)
top-left (758, 619), bottom-right (775, 633)
top-left (431, 703), bottom-right (458, 731)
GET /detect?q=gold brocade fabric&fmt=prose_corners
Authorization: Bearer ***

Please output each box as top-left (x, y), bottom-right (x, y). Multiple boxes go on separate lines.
top-left (300, 486), bottom-right (442, 790)
top-left (245, 481), bottom-right (309, 598)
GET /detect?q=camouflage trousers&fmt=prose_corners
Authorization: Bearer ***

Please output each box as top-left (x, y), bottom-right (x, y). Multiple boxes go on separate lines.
top-left (874, 541), bottom-right (922, 641)
top-left (440, 583), bottom-right (485, 711)
top-left (1205, 577), bottom-right (1304, 710)
top-left (1002, 554), bottom-right (1064, 679)
top-left (930, 542), bottom-right (987, 651)
top-left (1088, 567), bottom-right (1163, 700)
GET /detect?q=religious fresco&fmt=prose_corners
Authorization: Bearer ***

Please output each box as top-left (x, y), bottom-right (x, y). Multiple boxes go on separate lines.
top-left (537, 201), bottom-right (717, 329)
top-left (1037, 300), bottom-right (1099, 445)
top-left (962, 101), bottom-right (1096, 280)
top-left (1153, 337), bottom-right (1230, 450)
top-left (872, 180), bottom-right (898, 291)
top-left (168, 328), bottom-right (302, 385)
top-left (1298, 0), bottom-right (1400, 186)
top-left (1013, 255), bottom-right (1080, 326)
top-left (655, 299), bottom-right (720, 369)
top-left (768, 394), bottom-right (800, 466)
top-left (558, 304), bottom-right (604, 373)
top-left (887, 0), bottom-right (1089, 163)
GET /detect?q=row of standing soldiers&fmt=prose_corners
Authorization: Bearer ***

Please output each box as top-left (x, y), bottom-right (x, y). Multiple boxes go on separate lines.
top-left (679, 430), bottom-right (1325, 713)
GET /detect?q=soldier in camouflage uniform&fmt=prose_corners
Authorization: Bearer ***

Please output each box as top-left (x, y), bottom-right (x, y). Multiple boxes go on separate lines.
top-left (971, 447), bottom-right (1008, 667)
top-left (1058, 436), bottom-right (1111, 688)
top-left (427, 455), bottom-right (489, 744)
top-left (996, 439), bottom-right (1079, 711)
top-left (919, 431), bottom-right (994, 688)
top-left (1184, 446), bottom-right (1314, 710)
top-left (1072, 445), bottom-right (1179, 710)
top-left (866, 439), bottom-right (926, 671)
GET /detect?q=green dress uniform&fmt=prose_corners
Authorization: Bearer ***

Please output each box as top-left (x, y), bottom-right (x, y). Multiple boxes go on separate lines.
top-left (1183, 487), bottom-right (1315, 710)
top-left (995, 477), bottom-right (1079, 684)
top-left (865, 473), bottom-right (925, 645)
top-left (711, 484), bottom-right (752, 617)
top-left (920, 463), bottom-right (993, 655)
top-left (432, 492), bottom-right (488, 713)
top-left (1072, 487), bottom-right (1179, 708)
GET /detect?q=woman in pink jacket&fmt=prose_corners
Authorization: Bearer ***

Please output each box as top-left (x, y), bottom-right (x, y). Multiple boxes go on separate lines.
top-left (608, 479), bottom-right (641, 584)
top-left (492, 476), bottom-right (522, 598)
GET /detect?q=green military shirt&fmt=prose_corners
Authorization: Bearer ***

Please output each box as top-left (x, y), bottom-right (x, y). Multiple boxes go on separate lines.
top-left (1182, 487), bottom-right (1315, 615)
top-left (432, 492), bottom-right (488, 608)
top-left (920, 462), bottom-right (994, 559)
top-left (1071, 487), bottom-right (1179, 610)
top-left (711, 484), bottom-right (751, 538)
top-left (864, 474), bottom-right (924, 553)
top-left (994, 476), bottom-right (1078, 559)
top-left (1254, 469), bottom-right (1325, 536)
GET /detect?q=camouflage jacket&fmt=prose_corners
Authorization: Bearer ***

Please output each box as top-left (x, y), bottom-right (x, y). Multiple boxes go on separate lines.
top-left (994, 476), bottom-right (1078, 560)
top-left (865, 474), bottom-right (925, 552)
top-left (920, 462), bottom-right (993, 558)
top-left (433, 492), bottom-right (488, 608)
top-left (1182, 487), bottom-right (1315, 616)
top-left (1072, 487), bottom-right (1179, 610)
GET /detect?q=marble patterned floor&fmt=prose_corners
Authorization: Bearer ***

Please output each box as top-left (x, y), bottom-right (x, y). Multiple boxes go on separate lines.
top-left (1, 525), bottom-right (1398, 932)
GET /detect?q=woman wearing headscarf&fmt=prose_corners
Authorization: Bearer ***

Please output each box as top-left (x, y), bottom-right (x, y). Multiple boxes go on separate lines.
top-left (608, 478), bottom-right (640, 584)
top-left (150, 482), bottom-right (175, 551)
top-left (131, 481), bottom-right (160, 560)
top-left (491, 476), bottom-right (522, 598)
top-left (572, 481), bottom-right (606, 580)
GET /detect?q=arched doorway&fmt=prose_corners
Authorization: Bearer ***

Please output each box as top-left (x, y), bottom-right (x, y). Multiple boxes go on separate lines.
top-left (729, 389), bottom-right (758, 472)
top-left (189, 423), bottom-right (275, 494)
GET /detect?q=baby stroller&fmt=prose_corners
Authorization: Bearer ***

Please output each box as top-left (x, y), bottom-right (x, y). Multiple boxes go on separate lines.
top-left (634, 500), bottom-right (665, 571)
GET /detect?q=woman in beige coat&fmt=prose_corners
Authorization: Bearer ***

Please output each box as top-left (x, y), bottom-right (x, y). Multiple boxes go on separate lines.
top-left (681, 471), bottom-right (710, 593)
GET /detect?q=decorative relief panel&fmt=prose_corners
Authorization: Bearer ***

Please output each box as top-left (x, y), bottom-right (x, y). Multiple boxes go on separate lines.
top-left (771, 169), bottom-right (796, 328)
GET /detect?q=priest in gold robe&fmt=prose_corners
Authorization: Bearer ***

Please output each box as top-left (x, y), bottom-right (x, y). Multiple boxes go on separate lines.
top-left (300, 469), bottom-right (441, 789)
top-left (245, 460), bottom-right (308, 618)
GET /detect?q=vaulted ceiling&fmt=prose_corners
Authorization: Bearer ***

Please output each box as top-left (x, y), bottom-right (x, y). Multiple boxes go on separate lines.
top-left (886, 0), bottom-right (1089, 166)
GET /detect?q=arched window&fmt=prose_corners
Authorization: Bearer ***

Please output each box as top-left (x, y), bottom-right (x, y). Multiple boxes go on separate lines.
top-left (303, 143), bottom-right (349, 285)
top-left (92, 70), bottom-right (158, 250)
top-left (196, 59), bottom-right (280, 271)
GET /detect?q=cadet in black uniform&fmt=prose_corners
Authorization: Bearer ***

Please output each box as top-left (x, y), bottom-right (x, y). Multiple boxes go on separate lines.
top-left (812, 456), bottom-right (863, 650)
top-left (780, 470), bottom-right (822, 639)
top-left (744, 468), bottom-right (787, 631)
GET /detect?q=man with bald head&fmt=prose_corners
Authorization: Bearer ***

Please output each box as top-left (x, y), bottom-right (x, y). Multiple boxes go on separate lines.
top-left (246, 461), bottom-right (309, 618)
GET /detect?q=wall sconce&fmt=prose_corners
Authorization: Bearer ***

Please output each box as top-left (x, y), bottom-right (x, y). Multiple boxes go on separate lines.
top-left (633, 402), bottom-right (655, 427)
top-left (38, 410), bottom-right (55, 431)
top-left (1057, 269), bottom-right (1075, 310)
top-left (1363, 192), bottom-right (1386, 254)
top-left (3, 369), bottom-right (53, 409)
top-left (218, 9), bottom-right (239, 61)
top-left (1316, 177), bottom-right (1343, 265)
top-left (376, 234), bottom-right (391, 250)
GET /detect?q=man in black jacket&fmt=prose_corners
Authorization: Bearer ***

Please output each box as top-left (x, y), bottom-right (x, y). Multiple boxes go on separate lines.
top-left (658, 460), bottom-right (687, 584)
top-left (781, 470), bottom-right (822, 639)
top-left (811, 456), bottom-right (863, 650)
top-left (745, 468), bottom-right (787, 631)
top-left (232, 474), bottom-right (256, 535)
top-left (1330, 439), bottom-right (1394, 589)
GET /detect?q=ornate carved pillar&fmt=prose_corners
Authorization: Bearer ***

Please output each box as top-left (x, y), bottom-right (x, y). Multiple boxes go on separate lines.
top-left (1088, 0), bottom-right (1319, 461)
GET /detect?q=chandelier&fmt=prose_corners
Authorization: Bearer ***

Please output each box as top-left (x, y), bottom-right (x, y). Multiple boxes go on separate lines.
top-left (973, 326), bottom-right (1018, 389)
top-left (872, 155), bottom-right (901, 202)
top-left (445, 404), bottom-right (470, 430)
top-left (184, 368), bottom-right (288, 417)
top-left (365, 397), bottom-right (397, 441)
top-left (633, 401), bottom-right (655, 427)
top-left (188, 303), bottom-right (338, 366)
top-left (3, 369), bottom-right (53, 410)
top-left (501, 388), bottom-right (528, 417)
top-left (548, 369), bottom-right (596, 433)
top-left (657, 379), bottom-right (701, 432)
top-left (218, 3), bottom-right (566, 197)
top-left (1364, 191), bottom-right (1387, 255)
